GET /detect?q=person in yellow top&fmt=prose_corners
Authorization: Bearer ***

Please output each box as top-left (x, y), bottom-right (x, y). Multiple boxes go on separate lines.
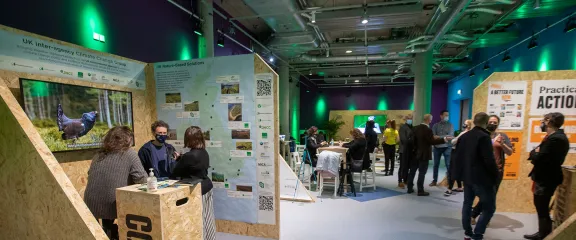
top-left (382, 119), bottom-right (400, 176)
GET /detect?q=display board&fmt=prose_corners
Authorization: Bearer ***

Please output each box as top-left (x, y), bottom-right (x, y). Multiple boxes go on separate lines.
top-left (153, 54), bottom-right (276, 225)
top-left (487, 81), bottom-right (527, 130)
top-left (354, 115), bottom-right (387, 133)
top-left (530, 79), bottom-right (576, 115)
top-left (527, 118), bottom-right (576, 153)
top-left (0, 25), bottom-right (146, 90)
top-left (501, 131), bottom-right (522, 180)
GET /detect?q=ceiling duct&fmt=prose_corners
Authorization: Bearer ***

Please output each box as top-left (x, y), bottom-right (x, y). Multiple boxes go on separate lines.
top-left (291, 53), bottom-right (411, 64)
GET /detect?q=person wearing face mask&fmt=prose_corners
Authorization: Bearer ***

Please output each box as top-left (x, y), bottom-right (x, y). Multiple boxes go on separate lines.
top-left (524, 113), bottom-right (569, 240)
top-left (138, 120), bottom-right (180, 178)
top-left (470, 115), bottom-right (513, 224)
top-left (397, 114), bottom-right (415, 189)
top-left (430, 110), bottom-right (454, 186)
top-left (444, 119), bottom-right (472, 196)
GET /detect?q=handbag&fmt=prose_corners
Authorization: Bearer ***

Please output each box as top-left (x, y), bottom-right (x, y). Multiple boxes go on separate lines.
top-left (349, 145), bottom-right (367, 173)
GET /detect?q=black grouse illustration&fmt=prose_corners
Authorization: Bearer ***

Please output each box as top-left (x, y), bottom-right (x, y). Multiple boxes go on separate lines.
top-left (57, 104), bottom-right (98, 141)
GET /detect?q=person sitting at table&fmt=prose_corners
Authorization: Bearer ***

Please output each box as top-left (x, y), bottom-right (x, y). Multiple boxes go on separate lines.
top-left (306, 126), bottom-right (328, 181)
top-left (171, 126), bottom-right (216, 240)
top-left (342, 128), bottom-right (368, 164)
top-left (84, 126), bottom-right (148, 240)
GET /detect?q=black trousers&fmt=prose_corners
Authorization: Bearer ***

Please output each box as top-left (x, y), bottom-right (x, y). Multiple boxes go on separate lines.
top-left (407, 158), bottom-right (429, 192)
top-left (101, 219), bottom-right (118, 240)
top-left (383, 144), bottom-right (396, 172)
top-left (472, 172), bottom-right (503, 218)
top-left (533, 183), bottom-right (557, 235)
top-left (447, 149), bottom-right (462, 190)
top-left (397, 152), bottom-right (411, 183)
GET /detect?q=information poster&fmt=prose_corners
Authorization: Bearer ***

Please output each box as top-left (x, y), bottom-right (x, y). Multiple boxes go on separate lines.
top-left (153, 55), bottom-right (277, 224)
top-left (487, 81), bottom-right (527, 130)
top-left (501, 131), bottom-right (522, 180)
top-left (527, 118), bottom-right (576, 153)
top-left (0, 28), bottom-right (146, 89)
top-left (530, 80), bottom-right (576, 116)
top-left (254, 73), bottom-right (276, 225)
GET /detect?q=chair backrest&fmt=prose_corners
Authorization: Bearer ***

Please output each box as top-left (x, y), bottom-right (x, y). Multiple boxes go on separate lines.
top-left (296, 145), bottom-right (305, 153)
top-left (370, 153), bottom-right (377, 168)
top-left (291, 152), bottom-right (301, 164)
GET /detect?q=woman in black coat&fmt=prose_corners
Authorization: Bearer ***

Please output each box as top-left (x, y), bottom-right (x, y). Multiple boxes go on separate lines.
top-left (363, 120), bottom-right (378, 170)
top-left (342, 128), bottom-right (367, 163)
top-left (305, 126), bottom-right (327, 181)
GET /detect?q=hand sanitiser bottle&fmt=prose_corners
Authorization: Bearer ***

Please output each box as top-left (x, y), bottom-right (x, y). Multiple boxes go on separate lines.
top-left (147, 168), bottom-right (157, 192)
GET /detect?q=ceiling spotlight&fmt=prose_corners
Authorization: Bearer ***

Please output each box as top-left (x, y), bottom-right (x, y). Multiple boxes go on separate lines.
top-left (411, 46), bottom-right (415, 52)
top-left (193, 21), bottom-right (203, 36)
top-left (308, 70), bottom-right (312, 75)
top-left (269, 57), bottom-right (274, 62)
top-left (311, 11), bottom-right (316, 23)
top-left (361, 9), bottom-right (369, 24)
top-left (483, 62), bottom-right (490, 70)
top-left (296, 82), bottom-right (300, 88)
top-left (457, 89), bottom-right (462, 95)
top-left (345, 50), bottom-right (352, 53)
top-left (469, 70), bottom-right (475, 77)
top-left (502, 51), bottom-right (511, 62)
top-left (533, 0), bottom-right (540, 9)
top-left (354, 79), bottom-right (360, 83)
top-left (564, 17), bottom-right (576, 33)
top-left (217, 33), bottom-right (225, 47)
top-left (528, 36), bottom-right (538, 49)
top-left (306, 90), bottom-right (310, 93)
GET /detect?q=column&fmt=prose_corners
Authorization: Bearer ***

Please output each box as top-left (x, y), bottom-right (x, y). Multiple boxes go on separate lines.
top-left (412, 50), bottom-right (433, 125)
top-left (290, 73), bottom-right (301, 143)
top-left (279, 63), bottom-right (290, 138)
top-left (199, 0), bottom-right (214, 57)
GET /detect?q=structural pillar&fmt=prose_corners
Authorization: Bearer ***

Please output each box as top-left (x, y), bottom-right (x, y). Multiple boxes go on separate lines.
top-left (290, 73), bottom-right (301, 143)
top-left (279, 63), bottom-right (290, 138)
top-left (199, 0), bottom-right (214, 57)
top-left (412, 50), bottom-right (433, 125)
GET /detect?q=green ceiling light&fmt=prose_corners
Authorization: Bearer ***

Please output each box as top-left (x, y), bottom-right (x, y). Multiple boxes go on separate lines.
top-left (217, 33), bottom-right (225, 47)
top-left (318, 72), bottom-right (325, 76)
top-left (193, 21), bottom-right (203, 36)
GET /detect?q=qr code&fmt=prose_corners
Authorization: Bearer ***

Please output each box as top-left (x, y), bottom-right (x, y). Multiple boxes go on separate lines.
top-left (259, 196), bottom-right (274, 211)
top-left (257, 79), bottom-right (272, 97)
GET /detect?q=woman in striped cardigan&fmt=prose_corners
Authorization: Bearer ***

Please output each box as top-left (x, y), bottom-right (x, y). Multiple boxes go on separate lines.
top-left (84, 126), bottom-right (147, 240)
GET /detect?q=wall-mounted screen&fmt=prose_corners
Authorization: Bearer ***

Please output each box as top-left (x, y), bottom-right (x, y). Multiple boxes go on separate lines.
top-left (20, 79), bottom-right (134, 152)
top-left (354, 115), bottom-right (387, 134)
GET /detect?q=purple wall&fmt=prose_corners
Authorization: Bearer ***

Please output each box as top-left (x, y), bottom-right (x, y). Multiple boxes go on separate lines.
top-left (299, 82), bottom-right (448, 129)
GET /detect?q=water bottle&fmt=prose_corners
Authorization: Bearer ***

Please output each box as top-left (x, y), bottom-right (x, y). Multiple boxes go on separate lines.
top-left (147, 168), bottom-right (157, 192)
top-left (330, 138), bottom-right (334, 146)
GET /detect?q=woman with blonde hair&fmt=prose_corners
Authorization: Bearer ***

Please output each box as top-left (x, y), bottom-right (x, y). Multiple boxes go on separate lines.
top-left (382, 119), bottom-right (399, 176)
top-left (445, 119), bottom-right (472, 196)
top-left (84, 126), bottom-right (147, 240)
top-left (171, 126), bottom-right (216, 240)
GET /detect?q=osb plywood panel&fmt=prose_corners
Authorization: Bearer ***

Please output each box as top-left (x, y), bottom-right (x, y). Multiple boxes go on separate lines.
top-left (0, 79), bottom-right (107, 239)
top-left (546, 212), bottom-right (576, 240)
top-left (0, 66), bottom-right (157, 196)
top-left (116, 184), bottom-right (203, 240)
top-left (214, 54), bottom-right (280, 239)
top-left (329, 110), bottom-right (414, 140)
top-left (472, 70), bottom-right (576, 213)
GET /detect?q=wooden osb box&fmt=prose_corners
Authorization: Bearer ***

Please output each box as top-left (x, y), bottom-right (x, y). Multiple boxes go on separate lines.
top-left (553, 167), bottom-right (576, 229)
top-left (116, 183), bottom-right (203, 240)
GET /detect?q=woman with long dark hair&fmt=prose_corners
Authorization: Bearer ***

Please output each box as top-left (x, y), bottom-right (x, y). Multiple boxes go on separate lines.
top-left (84, 126), bottom-right (147, 240)
top-left (305, 126), bottom-right (327, 181)
top-left (382, 120), bottom-right (399, 176)
top-left (364, 120), bottom-right (378, 170)
top-left (171, 126), bottom-right (216, 240)
top-left (342, 128), bottom-right (367, 163)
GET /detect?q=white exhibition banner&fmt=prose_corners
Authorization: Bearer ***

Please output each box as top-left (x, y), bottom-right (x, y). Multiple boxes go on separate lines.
top-left (0, 28), bottom-right (146, 89)
top-left (530, 80), bottom-right (576, 116)
top-left (486, 81), bottom-right (527, 130)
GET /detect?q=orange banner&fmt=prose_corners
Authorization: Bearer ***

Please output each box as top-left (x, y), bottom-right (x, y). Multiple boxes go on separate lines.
top-left (527, 118), bottom-right (576, 153)
top-left (502, 131), bottom-right (522, 180)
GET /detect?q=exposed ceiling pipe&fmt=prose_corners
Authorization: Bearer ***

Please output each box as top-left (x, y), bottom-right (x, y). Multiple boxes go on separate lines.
top-left (217, 29), bottom-right (253, 53)
top-left (229, 0), bottom-right (421, 20)
top-left (167, 0), bottom-right (203, 21)
top-left (407, 40), bottom-right (466, 49)
top-left (315, 76), bottom-right (393, 81)
top-left (424, 0), bottom-right (451, 35)
top-left (425, 0), bottom-right (473, 52)
top-left (291, 54), bottom-right (412, 64)
top-left (465, 8), bottom-right (503, 14)
top-left (409, 33), bottom-right (474, 44)
top-left (318, 84), bottom-right (414, 89)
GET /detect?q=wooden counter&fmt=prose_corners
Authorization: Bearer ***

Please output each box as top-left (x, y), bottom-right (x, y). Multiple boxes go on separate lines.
top-left (116, 181), bottom-right (203, 240)
top-left (553, 167), bottom-right (576, 229)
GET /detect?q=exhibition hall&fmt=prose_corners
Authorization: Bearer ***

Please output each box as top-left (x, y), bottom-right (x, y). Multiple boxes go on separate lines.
top-left (0, 0), bottom-right (576, 240)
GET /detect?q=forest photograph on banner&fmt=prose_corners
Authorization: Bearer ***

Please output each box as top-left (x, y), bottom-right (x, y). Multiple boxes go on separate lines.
top-left (530, 79), bottom-right (576, 116)
top-left (20, 79), bottom-right (133, 152)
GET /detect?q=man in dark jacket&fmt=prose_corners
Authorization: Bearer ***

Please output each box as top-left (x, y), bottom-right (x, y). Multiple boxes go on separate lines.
top-left (407, 114), bottom-right (449, 196)
top-left (397, 113), bottom-right (414, 189)
top-left (138, 121), bottom-right (180, 178)
top-left (524, 112), bottom-right (569, 240)
top-left (453, 112), bottom-right (497, 240)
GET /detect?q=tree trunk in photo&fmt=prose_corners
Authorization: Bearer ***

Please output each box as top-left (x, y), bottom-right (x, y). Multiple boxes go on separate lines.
top-left (37, 95), bottom-right (44, 120)
top-left (23, 88), bottom-right (33, 118)
top-left (98, 91), bottom-right (103, 122)
top-left (103, 90), bottom-right (112, 128)
top-left (126, 95), bottom-right (132, 126)
top-left (46, 89), bottom-right (52, 119)
top-left (119, 97), bottom-right (124, 125)
top-left (112, 95), bottom-right (118, 125)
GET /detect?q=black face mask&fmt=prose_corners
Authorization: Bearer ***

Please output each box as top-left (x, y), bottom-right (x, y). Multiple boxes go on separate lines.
top-left (540, 122), bottom-right (547, 132)
top-left (486, 124), bottom-right (497, 132)
top-left (462, 124), bottom-right (467, 130)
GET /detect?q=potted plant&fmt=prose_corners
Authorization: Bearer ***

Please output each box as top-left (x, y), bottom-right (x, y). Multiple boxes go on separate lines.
top-left (322, 115), bottom-right (345, 141)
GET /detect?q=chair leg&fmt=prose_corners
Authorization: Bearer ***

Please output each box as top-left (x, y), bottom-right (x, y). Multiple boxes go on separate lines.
top-left (372, 171), bottom-right (376, 190)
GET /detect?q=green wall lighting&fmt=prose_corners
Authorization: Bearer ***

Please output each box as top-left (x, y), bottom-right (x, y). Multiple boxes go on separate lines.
top-left (78, 1), bottom-right (108, 52)
top-left (318, 72), bottom-right (325, 76)
top-left (538, 48), bottom-right (550, 71)
top-left (291, 108), bottom-right (298, 142)
top-left (179, 35), bottom-right (192, 60)
top-left (315, 96), bottom-right (327, 122)
top-left (376, 96), bottom-right (388, 110)
top-left (513, 60), bottom-right (522, 72)
top-left (198, 36), bottom-right (206, 58)
top-left (409, 101), bottom-right (414, 111)
top-left (92, 32), bottom-right (105, 42)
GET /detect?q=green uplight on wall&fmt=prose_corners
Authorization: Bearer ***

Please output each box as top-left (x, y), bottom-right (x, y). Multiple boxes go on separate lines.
top-left (78, 1), bottom-right (108, 52)
top-left (318, 72), bottom-right (325, 76)
top-left (376, 96), bottom-right (388, 110)
top-left (513, 60), bottom-right (522, 72)
top-left (315, 96), bottom-right (327, 122)
top-left (538, 47), bottom-right (550, 71)
top-left (291, 108), bottom-right (299, 142)
top-left (409, 102), bottom-right (414, 110)
top-left (348, 103), bottom-right (357, 111)
top-left (179, 35), bottom-right (192, 60)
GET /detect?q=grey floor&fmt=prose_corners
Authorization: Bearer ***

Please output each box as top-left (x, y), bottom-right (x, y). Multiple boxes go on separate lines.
top-left (217, 161), bottom-right (538, 240)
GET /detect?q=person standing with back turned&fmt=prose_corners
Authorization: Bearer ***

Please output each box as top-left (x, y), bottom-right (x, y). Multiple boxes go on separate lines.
top-left (408, 114), bottom-right (450, 196)
top-left (454, 112), bottom-right (497, 240)
top-left (524, 112), bottom-right (569, 240)
top-left (397, 114), bottom-right (414, 189)
top-left (431, 110), bottom-right (454, 186)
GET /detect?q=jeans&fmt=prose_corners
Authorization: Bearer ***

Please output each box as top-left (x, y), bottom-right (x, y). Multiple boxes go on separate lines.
top-left (407, 159), bottom-right (429, 192)
top-left (462, 184), bottom-right (496, 239)
top-left (433, 147), bottom-right (451, 182)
